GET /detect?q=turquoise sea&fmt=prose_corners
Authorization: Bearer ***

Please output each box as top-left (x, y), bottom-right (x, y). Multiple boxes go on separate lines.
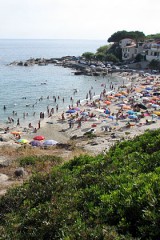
top-left (0, 39), bottom-right (125, 128)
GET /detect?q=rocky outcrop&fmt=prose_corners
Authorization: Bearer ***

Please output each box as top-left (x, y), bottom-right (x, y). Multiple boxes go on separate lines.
top-left (9, 56), bottom-right (111, 76)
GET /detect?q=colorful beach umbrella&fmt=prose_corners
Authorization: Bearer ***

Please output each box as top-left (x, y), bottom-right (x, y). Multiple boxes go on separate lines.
top-left (72, 107), bottom-right (80, 111)
top-left (115, 93), bottom-right (122, 97)
top-left (17, 139), bottom-right (29, 144)
top-left (11, 131), bottom-right (21, 135)
top-left (123, 105), bottom-right (131, 110)
top-left (104, 100), bottom-right (111, 105)
top-left (33, 135), bottom-right (45, 141)
top-left (29, 140), bottom-right (43, 147)
top-left (43, 140), bottom-right (58, 146)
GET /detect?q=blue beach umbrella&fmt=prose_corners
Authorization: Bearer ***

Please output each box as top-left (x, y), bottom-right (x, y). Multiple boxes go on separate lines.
top-left (66, 109), bottom-right (76, 114)
top-left (152, 104), bottom-right (159, 108)
top-left (127, 110), bottom-right (135, 115)
top-left (108, 115), bottom-right (116, 120)
top-left (80, 112), bottom-right (88, 116)
top-left (29, 140), bottom-right (43, 147)
top-left (145, 87), bottom-right (152, 91)
top-left (128, 115), bottom-right (138, 119)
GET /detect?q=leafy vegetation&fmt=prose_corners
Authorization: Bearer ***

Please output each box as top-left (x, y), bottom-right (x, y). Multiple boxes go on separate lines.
top-left (146, 33), bottom-right (160, 40)
top-left (148, 59), bottom-right (160, 71)
top-left (1, 129), bottom-right (160, 239)
top-left (108, 30), bottom-right (145, 43)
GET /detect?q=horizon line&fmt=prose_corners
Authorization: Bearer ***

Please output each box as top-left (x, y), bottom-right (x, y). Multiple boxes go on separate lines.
top-left (0, 38), bottom-right (107, 41)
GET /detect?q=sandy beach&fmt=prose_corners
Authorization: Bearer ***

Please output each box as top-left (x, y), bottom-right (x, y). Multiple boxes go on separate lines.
top-left (0, 71), bottom-right (160, 155)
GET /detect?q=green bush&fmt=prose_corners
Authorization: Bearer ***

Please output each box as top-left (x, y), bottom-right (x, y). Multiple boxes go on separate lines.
top-left (1, 129), bottom-right (160, 239)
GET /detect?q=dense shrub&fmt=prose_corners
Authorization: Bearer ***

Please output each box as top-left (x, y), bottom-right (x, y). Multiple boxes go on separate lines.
top-left (1, 129), bottom-right (160, 239)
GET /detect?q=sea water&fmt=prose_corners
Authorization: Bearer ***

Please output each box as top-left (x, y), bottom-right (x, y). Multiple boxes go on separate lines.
top-left (0, 39), bottom-right (125, 128)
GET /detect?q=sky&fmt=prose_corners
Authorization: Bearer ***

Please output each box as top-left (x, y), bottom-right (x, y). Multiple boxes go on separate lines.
top-left (0, 0), bottom-right (159, 40)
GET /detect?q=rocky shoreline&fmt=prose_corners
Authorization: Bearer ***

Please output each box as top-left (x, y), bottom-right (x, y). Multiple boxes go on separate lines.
top-left (9, 56), bottom-right (134, 76)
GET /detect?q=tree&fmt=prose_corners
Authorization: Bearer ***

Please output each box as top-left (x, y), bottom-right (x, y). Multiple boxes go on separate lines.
top-left (107, 43), bottom-right (122, 61)
top-left (105, 53), bottom-right (119, 63)
top-left (149, 59), bottom-right (160, 70)
top-left (108, 30), bottom-right (145, 43)
top-left (135, 53), bottom-right (143, 62)
top-left (95, 52), bottom-right (106, 62)
top-left (82, 52), bottom-right (95, 62)
top-left (146, 33), bottom-right (160, 41)
top-left (96, 45), bottom-right (110, 54)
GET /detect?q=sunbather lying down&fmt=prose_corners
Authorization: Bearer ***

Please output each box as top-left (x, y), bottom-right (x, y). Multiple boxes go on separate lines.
top-left (146, 119), bottom-right (156, 125)
top-left (126, 122), bottom-right (135, 127)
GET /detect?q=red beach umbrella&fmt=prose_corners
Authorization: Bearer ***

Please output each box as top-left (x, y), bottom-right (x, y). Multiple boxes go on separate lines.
top-left (33, 135), bottom-right (45, 141)
top-left (104, 100), bottom-right (111, 105)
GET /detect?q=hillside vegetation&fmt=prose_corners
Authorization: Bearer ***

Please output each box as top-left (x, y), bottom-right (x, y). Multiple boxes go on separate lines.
top-left (0, 129), bottom-right (160, 239)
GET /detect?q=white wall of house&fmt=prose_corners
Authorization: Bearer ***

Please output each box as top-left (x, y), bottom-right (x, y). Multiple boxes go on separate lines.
top-left (122, 46), bottom-right (137, 61)
top-left (146, 43), bottom-right (160, 61)
top-left (119, 38), bottom-right (135, 48)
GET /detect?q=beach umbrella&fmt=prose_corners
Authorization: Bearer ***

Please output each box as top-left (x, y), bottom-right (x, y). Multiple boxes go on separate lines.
top-left (142, 97), bottom-right (149, 101)
top-left (134, 103), bottom-right (147, 110)
top-left (123, 105), bottom-right (131, 110)
top-left (120, 91), bottom-right (128, 95)
top-left (99, 113), bottom-right (107, 117)
top-left (72, 107), bottom-right (80, 111)
top-left (128, 115), bottom-right (138, 119)
top-left (107, 95), bottom-right (114, 99)
top-left (152, 114), bottom-right (158, 118)
top-left (152, 96), bottom-right (159, 100)
top-left (120, 95), bottom-right (126, 98)
top-left (43, 139), bottom-right (58, 146)
top-left (80, 111), bottom-right (88, 116)
top-left (115, 93), bottom-right (122, 97)
top-left (11, 131), bottom-right (21, 135)
top-left (145, 87), bottom-right (152, 90)
top-left (104, 100), bottom-right (111, 105)
top-left (135, 112), bottom-right (142, 116)
top-left (153, 111), bottom-right (160, 116)
top-left (29, 140), bottom-right (43, 147)
top-left (33, 135), bottom-right (45, 141)
top-left (108, 115), bottom-right (116, 120)
top-left (149, 100), bottom-right (156, 104)
top-left (88, 117), bottom-right (99, 122)
top-left (152, 104), bottom-right (159, 108)
top-left (66, 109), bottom-right (76, 114)
top-left (118, 103), bottom-right (125, 107)
top-left (17, 139), bottom-right (29, 144)
top-left (127, 110), bottom-right (135, 115)
top-left (144, 93), bottom-right (151, 97)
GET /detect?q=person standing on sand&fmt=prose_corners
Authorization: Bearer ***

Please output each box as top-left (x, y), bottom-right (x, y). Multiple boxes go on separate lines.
top-left (61, 112), bottom-right (65, 120)
top-left (68, 120), bottom-right (72, 128)
top-left (56, 104), bottom-right (58, 112)
top-left (38, 120), bottom-right (40, 129)
top-left (51, 108), bottom-right (54, 114)
top-left (17, 118), bottom-right (20, 126)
